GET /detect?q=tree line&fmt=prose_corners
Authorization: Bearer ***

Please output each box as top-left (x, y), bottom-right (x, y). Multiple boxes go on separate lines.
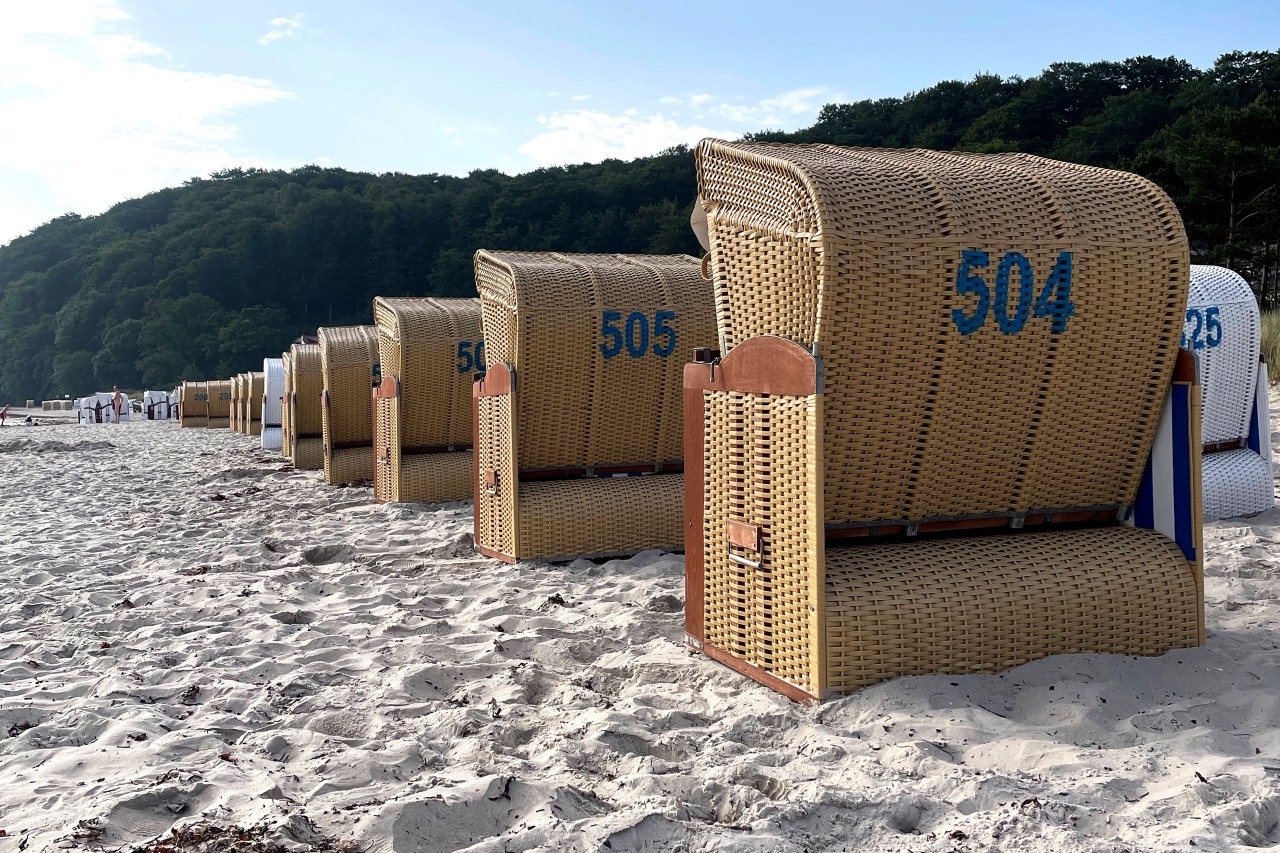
top-left (0, 50), bottom-right (1277, 403)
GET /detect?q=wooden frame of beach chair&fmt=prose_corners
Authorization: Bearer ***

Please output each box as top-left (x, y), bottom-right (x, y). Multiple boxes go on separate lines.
top-left (206, 379), bottom-right (232, 429)
top-left (684, 140), bottom-right (1204, 702)
top-left (247, 371), bottom-right (264, 437)
top-left (319, 325), bottom-right (380, 485)
top-left (372, 297), bottom-right (481, 504)
top-left (180, 381), bottom-right (209, 428)
top-left (473, 251), bottom-right (715, 562)
top-left (288, 343), bottom-right (324, 469)
top-left (1188, 265), bottom-right (1275, 520)
top-left (262, 358), bottom-right (284, 452)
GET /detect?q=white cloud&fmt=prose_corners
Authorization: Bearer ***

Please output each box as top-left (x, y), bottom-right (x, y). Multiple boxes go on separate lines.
top-left (0, 0), bottom-right (290, 244)
top-left (517, 110), bottom-right (733, 167)
top-left (258, 13), bottom-right (305, 46)
top-left (570, 94), bottom-right (590, 102)
top-left (660, 87), bottom-right (837, 126)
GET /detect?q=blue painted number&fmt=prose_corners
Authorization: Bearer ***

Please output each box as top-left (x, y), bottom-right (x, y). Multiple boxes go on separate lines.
top-left (456, 340), bottom-right (486, 373)
top-left (953, 250), bottom-right (1074, 336)
top-left (1181, 307), bottom-right (1222, 350)
top-left (601, 310), bottom-right (677, 359)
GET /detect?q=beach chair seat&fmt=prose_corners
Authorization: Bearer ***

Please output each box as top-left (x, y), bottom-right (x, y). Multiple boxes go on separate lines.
top-left (473, 251), bottom-right (715, 562)
top-left (319, 325), bottom-right (380, 485)
top-left (1187, 265), bottom-right (1274, 520)
top-left (372, 297), bottom-right (481, 504)
top-left (287, 343), bottom-right (324, 469)
top-left (686, 141), bottom-right (1203, 701)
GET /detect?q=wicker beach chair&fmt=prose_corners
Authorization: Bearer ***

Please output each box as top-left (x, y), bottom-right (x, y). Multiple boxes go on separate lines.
top-left (1188, 265), bottom-right (1275, 519)
top-left (473, 251), bottom-right (716, 562)
top-left (372, 297), bottom-right (482, 504)
top-left (206, 379), bottom-right (232, 429)
top-left (180, 381), bottom-right (209, 428)
top-left (685, 140), bottom-right (1204, 701)
top-left (319, 325), bottom-right (380, 485)
top-left (288, 343), bottom-right (324, 469)
top-left (247, 371), bottom-right (264, 437)
top-left (262, 358), bottom-right (285, 452)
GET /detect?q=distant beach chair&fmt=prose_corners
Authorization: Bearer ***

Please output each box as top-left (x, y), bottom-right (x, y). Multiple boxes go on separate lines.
top-left (1188, 265), bottom-right (1275, 519)
top-left (179, 382), bottom-right (209, 428)
top-left (230, 374), bottom-right (243, 433)
top-left (372, 297), bottom-right (482, 504)
top-left (287, 343), bottom-right (324, 469)
top-left (319, 324), bottom-right (381, 485)
top-left (473, 251), bottom-right (716, 562)
top-left (262, 358), bottom-right (285, 452)
top-left (246, 371), bottom-right (264, 436)
top-left (143, 390), bottom-right (171, 420)
top-left (684, 140), bottom-right (1204, 701)
top-left (206, 380), bottom-right (232, 429)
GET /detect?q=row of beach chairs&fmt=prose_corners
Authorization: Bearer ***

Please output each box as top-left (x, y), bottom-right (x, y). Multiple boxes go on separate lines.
top-left (176, 141), bottom-right (1274, 701)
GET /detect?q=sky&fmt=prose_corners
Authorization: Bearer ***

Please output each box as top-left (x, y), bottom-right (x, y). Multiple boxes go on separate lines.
top-left (1, 1), bottom-right (1278, 247)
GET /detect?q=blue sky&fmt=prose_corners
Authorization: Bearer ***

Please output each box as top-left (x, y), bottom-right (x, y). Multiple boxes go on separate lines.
top-left (1, 0), bottom-right (1278, 246)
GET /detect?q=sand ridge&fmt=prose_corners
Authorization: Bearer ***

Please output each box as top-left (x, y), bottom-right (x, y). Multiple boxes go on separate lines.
top-left (0, 404), bottom-right (1278, 851)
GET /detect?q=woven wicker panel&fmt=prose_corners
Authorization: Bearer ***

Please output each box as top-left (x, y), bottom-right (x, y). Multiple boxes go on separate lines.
top-left (281, 352), bottom-right (294, 458)
top-left (230, 375), bottom-right (242, 432)
top-left (248, 371), bottom-right (264, 429)
top-left (1203, 448), bottom-right (1274, 520)
top-left (517, 474), bottom-right (685, 560)
top-left (207, 380), bottom-right (232, 420)
top-left (702, 388), bottom-right (823, 693)
top-left (476, 394), bottom-right (518, 557)
top-left (292, 436), bottom-right (324, 470)
top-left (290, 343), bottom-right (324, 439)
top-left (395, 450), bottom-right (475, 504)
top-left (1187, 265), bottom-right (1261, 446)
top-left (475, 251), bottom-right (715, 469)
top-left (374, 297), bottom-right (481, 447)
top-left (325, 446), bottom-right (373, 485)
top-left (187, 382), bottom-right (209, 421)
top-left (319, 325), bottom-right (380, 445)
top-left (182, 417), bottom-right (209, 429)
top-left (696, 140), bottom-right (1189, 523)
top-left (823, 526), bottom-right (1200, 694)
top-left (374, 391), bottom-right (398, 501)
top-left (261, 426), bottom-right (282, 452)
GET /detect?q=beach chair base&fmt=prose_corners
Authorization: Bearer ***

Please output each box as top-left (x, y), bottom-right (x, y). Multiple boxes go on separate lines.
top-left (181, 417), bottom-right (209, 429)
top-left (207, 417), bottom-right (230, 429)
top-left (292, 437), bottom-right (324, 470)
top-left (325, 445), bottom-right (373, 485)
top-left (377, 449), bottom-right (474, 505)
top-left (261, 427), bottom-right (282, 452)
top-left (1204, 448), bottom-right (1275, 520)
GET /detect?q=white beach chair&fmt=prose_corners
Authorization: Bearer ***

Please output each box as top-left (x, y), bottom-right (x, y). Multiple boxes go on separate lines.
top-left (262, 357), bottom-right (285, 452)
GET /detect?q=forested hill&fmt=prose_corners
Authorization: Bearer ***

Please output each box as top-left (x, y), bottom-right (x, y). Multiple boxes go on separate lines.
top-left (2, 50), bottom-right (1278, 402)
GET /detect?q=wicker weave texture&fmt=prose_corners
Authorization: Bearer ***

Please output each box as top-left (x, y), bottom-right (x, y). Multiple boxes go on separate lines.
top-left (290, 343), bottom-right (324, 444)
top-left (822, 527), bottom-right (1199, 694)
top-left (325, 446), bottom-right (373, 485)
top-left (249, 371), bottom-right (264, 425)
top-left (391, 450), bottom-right (475, 504)
top-left (476, 394), bottom-right (518, 556)
top-left (320, 325), bottom-right (380, 445)
top-left (475, 251), bottom-right (714, 469)
top-left (293, 437), bottom-right (324, 470)
top-left (517, 474), bottom-right (684, 559)
top-left (180, 381), bottom-right (209, 425)
top-left (695, 140), bottom-right (1189, 523)
top-left (1204, 448), bottom-right (1274, 520)
top-left (374, 297), bottom-right (481, 447)
top-left (207, 380), bottom-right (232, 422)
top-left (1188, 265), bottom-right (1261, 446)
top-left (230, 375), bottom-right (242, 432)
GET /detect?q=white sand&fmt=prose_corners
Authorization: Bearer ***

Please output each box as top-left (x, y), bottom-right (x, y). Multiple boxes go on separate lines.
top-left (1, 409), bottom-right (1278, 852)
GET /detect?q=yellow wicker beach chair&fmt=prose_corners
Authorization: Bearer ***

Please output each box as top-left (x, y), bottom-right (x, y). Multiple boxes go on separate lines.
top-left (319, 325), bottom-right (380, 485)
top-left (247, 371), bottom-right (264, 437)
top-left (685, 140), bottom-right (1204, 701)
top-left (372, 297), bottom-right (482, 504)
top-left (474, 251), bottom-right (716, 562)
top-left (281, 351), bottom-right (294, 459)
top-left (179, 381), bottom-right (209, 429)
top-left (206, 379), bottom-right (232, 429)
top-left (288, 343), bottom-right (324, 469)
top-left (230, 374), bottom-right (243, 433)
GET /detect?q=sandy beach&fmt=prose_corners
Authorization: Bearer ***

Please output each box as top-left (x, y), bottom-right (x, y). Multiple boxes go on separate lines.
top-left (2, 407), bottom-right (1279, 852)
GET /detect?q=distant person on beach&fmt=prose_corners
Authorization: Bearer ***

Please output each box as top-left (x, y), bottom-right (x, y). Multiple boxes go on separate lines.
top-left (0, 405), bottom-right (7, 426)
top-left (113, 386), bottom-right (124, 422)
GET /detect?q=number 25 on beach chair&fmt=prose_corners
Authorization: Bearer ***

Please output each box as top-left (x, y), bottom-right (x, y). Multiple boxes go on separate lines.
top-left (472, 251), bottom-right (716, 562)
top-left (1185, 265), bottom-right (1275, 520)
top-left (684, 140), bottom-right (1204, 702)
